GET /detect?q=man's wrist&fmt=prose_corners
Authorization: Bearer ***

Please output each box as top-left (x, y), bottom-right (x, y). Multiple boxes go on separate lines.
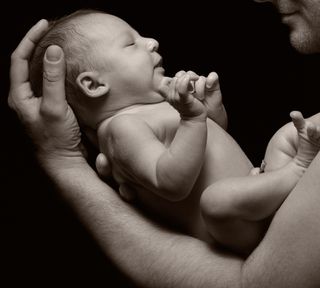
top-left (37, 149), bottom-right (89, 177)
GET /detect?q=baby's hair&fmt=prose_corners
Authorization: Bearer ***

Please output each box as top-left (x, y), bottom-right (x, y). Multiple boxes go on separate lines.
top-left (29, 9), bottom-right (105, 101)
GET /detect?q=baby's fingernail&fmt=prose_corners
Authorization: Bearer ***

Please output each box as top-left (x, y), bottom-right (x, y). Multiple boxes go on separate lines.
top-left (206, 82), bottom-right (213, 89)
top-left (45, 45), bottom-right (62, 62)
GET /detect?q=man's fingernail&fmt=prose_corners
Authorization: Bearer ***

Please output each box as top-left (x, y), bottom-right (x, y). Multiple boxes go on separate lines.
top-left (45, 45), bottom-right (62, 62)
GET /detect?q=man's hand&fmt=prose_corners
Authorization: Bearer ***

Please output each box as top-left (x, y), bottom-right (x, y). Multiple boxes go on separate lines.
top-left (96, 153), bottom-right (137, 202)
top-left (8, 20), bottom-right (83, 168)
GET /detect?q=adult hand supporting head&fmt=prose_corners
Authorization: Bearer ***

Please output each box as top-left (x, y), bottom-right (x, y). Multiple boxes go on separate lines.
top-left (8, 19), bottom-right (84, 170)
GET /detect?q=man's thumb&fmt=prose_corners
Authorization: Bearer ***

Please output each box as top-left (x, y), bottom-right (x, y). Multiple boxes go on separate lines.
top-left (42, 45), bottom-right (66, 111)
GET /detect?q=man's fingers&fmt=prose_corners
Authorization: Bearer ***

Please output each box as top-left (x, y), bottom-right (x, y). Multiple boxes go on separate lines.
top-left (10, 19), bottom-right (49, 89)
top-left (41, 45), bottom-right (67, 115)
top-left (119, 184), bottom-right (137, 202)
top-left (96, 153), bottom-right (112, 180)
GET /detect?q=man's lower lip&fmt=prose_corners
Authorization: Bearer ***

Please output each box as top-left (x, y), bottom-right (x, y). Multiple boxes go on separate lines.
top-left (281, 13), bottom-right (297, 23)
top-left (282, 12), bottom-right (296, 18)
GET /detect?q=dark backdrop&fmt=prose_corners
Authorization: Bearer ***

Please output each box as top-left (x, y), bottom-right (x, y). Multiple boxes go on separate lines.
top-left (2, 1), bottom-right (320, 287)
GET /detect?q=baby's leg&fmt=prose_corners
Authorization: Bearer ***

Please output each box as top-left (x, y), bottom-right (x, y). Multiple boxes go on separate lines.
top-left (290, 111), bottom-right (320, 168)
top-left (200, 112), bottom-right (320, 256)
top-left (200, 179), bottom-right (271, 256)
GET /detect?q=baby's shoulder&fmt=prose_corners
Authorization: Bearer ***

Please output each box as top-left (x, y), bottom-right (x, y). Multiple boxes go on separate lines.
top-left (108, 113), bottom-right (148, 134)
top-left (108, 112), bottom-right (167, 144)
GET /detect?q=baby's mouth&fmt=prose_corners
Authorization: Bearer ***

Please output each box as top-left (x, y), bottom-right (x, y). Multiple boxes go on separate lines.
top-left (155, 57), bottom-right (163, 68)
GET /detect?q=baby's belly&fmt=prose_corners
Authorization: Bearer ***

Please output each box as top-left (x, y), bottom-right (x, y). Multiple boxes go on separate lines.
top-left (135, 126), bottom-right (252, 241)
top-left (133, 119), bottom-right (253, 242)
top-left (135, 182), bottom-right (211, 242)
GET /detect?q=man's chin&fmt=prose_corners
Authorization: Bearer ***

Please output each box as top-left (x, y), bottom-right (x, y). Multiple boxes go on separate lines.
top-left (289, 27), bottom-right (320, 54)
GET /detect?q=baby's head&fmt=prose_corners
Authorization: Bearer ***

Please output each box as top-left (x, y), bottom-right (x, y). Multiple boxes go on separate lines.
top-left (30, 9), bottom-right (166, 130)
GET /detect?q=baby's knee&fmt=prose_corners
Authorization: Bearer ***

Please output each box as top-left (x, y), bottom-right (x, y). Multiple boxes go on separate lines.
top-left (200, 184), bottom-right (230, 220)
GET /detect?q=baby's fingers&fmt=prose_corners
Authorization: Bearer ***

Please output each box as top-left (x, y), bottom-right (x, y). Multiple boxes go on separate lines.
top-left (176, 74), bottom-right (194, 103)
top-left (206, 72), bottom-right (219, 91)
top-left (166, 77), bottom-right (178, 103)
top-left (175, 70), bottom-right (186, 78)
top-left (159, 77), bottom-right (172, 99)
top-left (194, 76), bottom-right (206, 100)
top-left (186, 70), bottom-right (200, 81)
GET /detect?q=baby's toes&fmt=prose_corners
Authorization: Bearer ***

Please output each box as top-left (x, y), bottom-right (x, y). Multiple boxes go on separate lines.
top-left (290, 111), bottom-right (305, 132)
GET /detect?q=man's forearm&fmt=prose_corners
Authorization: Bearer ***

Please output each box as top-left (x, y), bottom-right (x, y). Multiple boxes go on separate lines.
top-left (43, 152), bottom-right (320, 288)
top-left (242, 151), bottom-right (320, 288)
top-left (44, 158), bottom-right (243, 288)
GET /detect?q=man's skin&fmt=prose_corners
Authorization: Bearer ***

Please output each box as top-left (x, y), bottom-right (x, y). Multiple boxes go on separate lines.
top-left (8, 0), bottom-right (320, 287)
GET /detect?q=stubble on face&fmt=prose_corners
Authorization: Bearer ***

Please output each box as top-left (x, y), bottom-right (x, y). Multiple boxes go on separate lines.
top-left (279, 0), bottom-right (320, 53)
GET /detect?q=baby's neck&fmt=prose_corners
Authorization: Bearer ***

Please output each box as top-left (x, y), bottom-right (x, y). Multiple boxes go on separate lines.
top-left (97, 101), bottom-right (165, 130)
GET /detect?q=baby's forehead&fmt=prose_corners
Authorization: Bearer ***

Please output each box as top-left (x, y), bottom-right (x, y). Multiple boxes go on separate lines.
top-left (77, 13), bottom-right (129, 31)
top-left (76, 13), bottom-right (133, 40)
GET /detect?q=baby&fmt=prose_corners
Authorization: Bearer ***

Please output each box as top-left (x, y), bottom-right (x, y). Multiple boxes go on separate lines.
top-left (30, 9), bottom-right (320, 255)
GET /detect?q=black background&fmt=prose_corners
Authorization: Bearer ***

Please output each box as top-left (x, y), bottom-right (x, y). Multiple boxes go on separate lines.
top-left (2, 1), bottom-right (320, 287)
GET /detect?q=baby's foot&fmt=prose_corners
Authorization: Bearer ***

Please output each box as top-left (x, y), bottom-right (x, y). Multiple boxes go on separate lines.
top-left (290, 111), bottom-right (320, 168)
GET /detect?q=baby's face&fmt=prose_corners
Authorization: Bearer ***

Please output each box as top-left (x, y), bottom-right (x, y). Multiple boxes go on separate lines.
top-left (81, 13), bottom-right (167, 109)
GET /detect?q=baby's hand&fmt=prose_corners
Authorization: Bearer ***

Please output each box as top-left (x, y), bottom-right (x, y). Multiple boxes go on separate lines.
top-left (164, 71), bottom-right (207, 121)
top-left (175, 71), bottom-right (227, 129)
top-left (197, 71), bottom-right (227, 129)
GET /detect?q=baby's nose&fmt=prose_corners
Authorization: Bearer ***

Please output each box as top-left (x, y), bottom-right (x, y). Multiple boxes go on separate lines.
top-left (147, 38), bottom-right (159, 52)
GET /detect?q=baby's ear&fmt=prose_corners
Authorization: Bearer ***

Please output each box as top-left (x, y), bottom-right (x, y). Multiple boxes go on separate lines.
top-left (76, 71), bottom-right (109, 98)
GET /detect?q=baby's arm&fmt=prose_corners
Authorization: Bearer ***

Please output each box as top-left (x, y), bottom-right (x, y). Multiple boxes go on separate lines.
top-left (102, 75), bottom-right (209, 202)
